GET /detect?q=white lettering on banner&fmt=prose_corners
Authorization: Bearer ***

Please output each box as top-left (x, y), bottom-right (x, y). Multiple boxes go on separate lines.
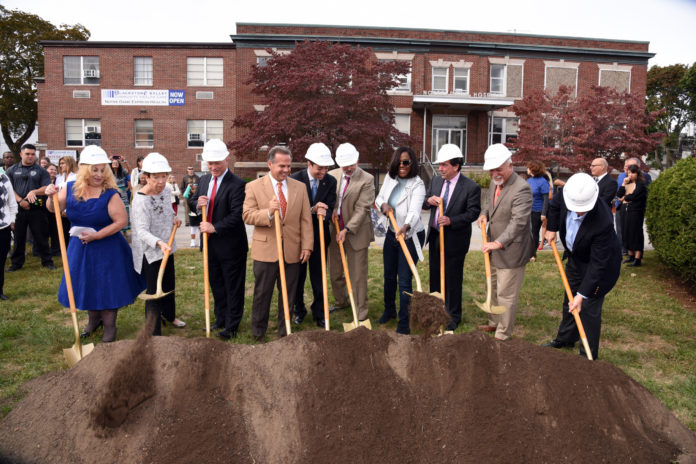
top-left (46, 150), bottom-right (77, 165)
top-left (101, 89), bottom-right (185, 106)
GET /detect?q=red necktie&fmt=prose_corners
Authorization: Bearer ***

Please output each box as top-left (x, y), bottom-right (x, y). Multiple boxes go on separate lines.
top-left (207, 176), bottom-right (218, 222)
top-left (494, 185), bottom-right (502, 207)
top-left (338, 176), bottom-right (350, 229)
top-left (277, 182), bottom-right (287, 219)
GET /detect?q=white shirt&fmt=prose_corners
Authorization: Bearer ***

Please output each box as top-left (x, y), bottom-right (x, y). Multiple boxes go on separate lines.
top-left (206, 169), bottom-right (228, 198)
top-left (56, 172), bottom-right (77, 188)
top-left (337, 174), bottom-right (351, 213)
top-left (595, 172), bottom-right (607, 182)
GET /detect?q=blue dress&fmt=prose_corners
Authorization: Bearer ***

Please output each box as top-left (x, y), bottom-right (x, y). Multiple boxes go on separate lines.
top-left (58, 181), bottom-right (145, 310)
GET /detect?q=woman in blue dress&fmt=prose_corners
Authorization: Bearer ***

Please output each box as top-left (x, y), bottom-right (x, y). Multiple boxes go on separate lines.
top-left (46, 146), bottom-right (145, 343)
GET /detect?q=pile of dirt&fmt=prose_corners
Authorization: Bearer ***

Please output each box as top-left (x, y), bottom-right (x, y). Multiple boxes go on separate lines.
top-left (409, 291), bottom-right (449, 337)
top-left (1, 329), bottom-right (695, 463)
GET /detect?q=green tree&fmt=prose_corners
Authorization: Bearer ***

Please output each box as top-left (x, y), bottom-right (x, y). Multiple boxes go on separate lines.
top-left (646, 63), bottom-right (694, 168)
top-left (0, 6), bottom-right (89, 155)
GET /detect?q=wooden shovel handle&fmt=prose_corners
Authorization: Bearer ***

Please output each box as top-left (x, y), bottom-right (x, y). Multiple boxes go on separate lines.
top-left (275, 211), bottom-right (292, 335)
top-left (156, 223), bottom-right (179, 282)
top-left (438, 202), bottom-right (445, 299)
top-left (480, 218), bottom-right (492, 279)
top-left (387, 211), bottom-right (422, 292)
top-left (52, 193), bottom-right (80, 345)
top-left (202, 205), bottom-right (210, 338)
top-left (318, 214), bottom-right (329, 330)
top-left (332, 215), bottom-right (353, 296)
top-left (550, 240), bottom-right (593, 360)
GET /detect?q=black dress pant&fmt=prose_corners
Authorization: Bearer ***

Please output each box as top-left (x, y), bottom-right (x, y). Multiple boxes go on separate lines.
top-left (141, 255), bottom-right (175, 336)
top-left (293, 238), bottom-right (329, 323)
top-left (554, 256), bottom-right (603, 360)
top-left (208, 245), bottom-right (247, 332)
top-left (46, 208), bottom-right (60, 256)
top-left (428, 229), bottom-right (466, 330)
top-left (11, 208), bottom-right (53, 268)
top-left (251, 260), bottom-right (300, 338)
top-left (530, 210), bottom-right (542, 255)
top-left (0, 227), bottom-right (11, 294)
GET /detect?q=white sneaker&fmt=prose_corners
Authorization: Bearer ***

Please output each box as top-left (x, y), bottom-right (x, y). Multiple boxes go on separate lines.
top-left (190, 240), bottom-right (196, 247)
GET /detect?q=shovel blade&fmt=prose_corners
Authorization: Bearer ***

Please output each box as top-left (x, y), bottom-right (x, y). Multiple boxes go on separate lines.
top-left (137, 289), bottom-right (174, 301)
top-left (343, 321), bottom-right (358, 332)
top-left (359, 319), bottom-right (372, 330)
top-left (63, 342), bottom-right (94, 367)
top-left (474, 299), bottom-right (507, 315)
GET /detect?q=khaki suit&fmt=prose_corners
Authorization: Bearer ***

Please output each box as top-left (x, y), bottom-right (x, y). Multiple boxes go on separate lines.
top-left (243, 174), bottom-right (313, 338)
top-left (480, 171), bottom-right (535, 340)
top-left (328, 167), bottom-right (374, 320)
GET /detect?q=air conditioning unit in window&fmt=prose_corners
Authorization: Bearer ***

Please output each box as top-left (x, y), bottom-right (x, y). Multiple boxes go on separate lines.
top-left (188, 133), bottom-right (202, 141)
top-left (83, 69), bottom-right (100, 78)
top-left (85, 126), bottom-right (99, 133)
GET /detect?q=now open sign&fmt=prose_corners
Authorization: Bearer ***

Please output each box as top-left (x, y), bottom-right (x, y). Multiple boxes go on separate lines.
top-left (169, 90), bottom-right (185, 106)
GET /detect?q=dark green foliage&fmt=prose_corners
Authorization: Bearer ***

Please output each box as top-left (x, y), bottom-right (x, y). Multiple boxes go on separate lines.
top-left (646, 156), bottom-right (696, 287)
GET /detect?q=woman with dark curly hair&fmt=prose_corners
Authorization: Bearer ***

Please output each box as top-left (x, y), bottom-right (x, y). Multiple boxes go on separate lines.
top-left (617, 164), bottom-right (648, 267)
top-left (526, 160), bottom-right (549, 259)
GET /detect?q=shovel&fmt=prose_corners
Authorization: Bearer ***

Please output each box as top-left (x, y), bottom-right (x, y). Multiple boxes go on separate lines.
top-left (332, 216), bottom-right (371, 332)
top-left (138, 223), bottom-right (178, 301)
top-left (550, 241), bottom-right (593, 361)
top-left (274, 211), bottom-right (292, 336)
top-left (52, 193), bottom-right (94, 366)
top-left (474, 219), bottom-right (506, 315)
top-left (202, 205), bottom-right (211, 338)
top-left (387, 211), bottom-right (423, 293)
top-left (318, 213), bottom-right (330, 331)
top-left (438, 203), bottom-right (445, 299)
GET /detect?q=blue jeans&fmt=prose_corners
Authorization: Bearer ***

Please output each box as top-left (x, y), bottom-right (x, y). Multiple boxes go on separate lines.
top-left (382, 229), bottom-right (425, 334)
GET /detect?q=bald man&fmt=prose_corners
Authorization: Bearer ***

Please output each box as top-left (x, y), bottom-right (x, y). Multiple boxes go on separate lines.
top-left (589, 158), bottom-right (617, 207)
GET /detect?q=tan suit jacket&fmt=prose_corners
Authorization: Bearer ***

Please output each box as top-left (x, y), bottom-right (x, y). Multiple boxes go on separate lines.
top-left (242, 174), bottom-right (313, 263)
top-left (329, 167), bottom-right (375, 249)
top-left (480, 171), bottom-right (535, 269)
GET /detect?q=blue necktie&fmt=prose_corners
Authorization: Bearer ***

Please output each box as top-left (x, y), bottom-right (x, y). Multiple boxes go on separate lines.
top-left (442, 180), bottom-right (451, 212)
top-left (311, 178), bottom-right (318, 201)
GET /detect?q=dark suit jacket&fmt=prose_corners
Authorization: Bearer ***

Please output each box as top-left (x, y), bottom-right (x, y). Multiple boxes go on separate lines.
top-left (291, 169), bottom-right (336, 248)
top-left (189, 170), bottom-right (248, 256)
top-left (546, 191), bottom-right (621, 299)
top-left (597, 175), bottom-right (618, 208)
top-left (423, 173), bottom-right (481, 255)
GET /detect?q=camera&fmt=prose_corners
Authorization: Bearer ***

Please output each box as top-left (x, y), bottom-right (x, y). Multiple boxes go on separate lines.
top-left (112, 155), bottom-right (121, 160)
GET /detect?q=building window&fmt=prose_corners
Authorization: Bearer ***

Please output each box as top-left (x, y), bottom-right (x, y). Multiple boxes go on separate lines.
top-left (135, 120), bottom-right (153, 148)
top-left (187, 120), bottom-right (223, 147)
top-left (489, 117), bottom-right (519, 145)
top-left (65, 119), bottom-right (101, 147)
top-left (432, 67), bottom-right (449, 93)
top-left (394, 114), bottom-right (410, 135)
top-left (187, 57), bottom-right (223, 86)
top-left (454, 68), bottom-right (469, 94)
top-left (490, 64), bottom-right (506, 95)
top-left (134, 57), bottom-right (153, 86)
top-left (432, 115), bottom-right (467, 160)
top-left (395, 65), bottom-right (411, 91)
top-left (256, 56), bottom-right (270, 67)
top-left (63, 56), bottom-right (100, 85)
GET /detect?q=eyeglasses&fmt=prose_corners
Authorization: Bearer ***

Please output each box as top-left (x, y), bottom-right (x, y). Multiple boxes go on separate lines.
top-left (187, 167), bottom-right (194, 170)
top-left (590, 164), bottom-right (602, 167)
top-left (399, 160), bottom-right (411, 167)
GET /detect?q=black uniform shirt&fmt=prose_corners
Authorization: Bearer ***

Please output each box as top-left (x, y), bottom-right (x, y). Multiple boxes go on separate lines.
top-left (6, 163), bottom-right (50, 198)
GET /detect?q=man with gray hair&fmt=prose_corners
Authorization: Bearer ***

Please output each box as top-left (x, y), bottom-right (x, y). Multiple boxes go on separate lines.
top-left (476, 144), bottom-right (535, 341)
top-left (243, 146), bottom-right (313, 342)
top-left (589, 157), bottom-right (617, 207)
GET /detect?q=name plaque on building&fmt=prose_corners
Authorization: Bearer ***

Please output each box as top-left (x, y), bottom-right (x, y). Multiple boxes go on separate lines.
top-left (101, 89), bottom-right (185, 106)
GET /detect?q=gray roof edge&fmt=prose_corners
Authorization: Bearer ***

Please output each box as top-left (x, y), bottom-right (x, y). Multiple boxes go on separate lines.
top-left (235, 22), bottom-right (650, 46)
top-left (40, 41), bottom-right (236, 49)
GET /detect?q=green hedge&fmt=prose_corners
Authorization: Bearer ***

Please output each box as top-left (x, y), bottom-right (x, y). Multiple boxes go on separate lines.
top-left (645, 157), bottom-right (696, 288)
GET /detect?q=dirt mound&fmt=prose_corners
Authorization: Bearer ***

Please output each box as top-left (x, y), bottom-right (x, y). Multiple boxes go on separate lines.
top-left (1, 329), bottom-right (695, 464)
top-left (409, 291), bottom-right (449, 337)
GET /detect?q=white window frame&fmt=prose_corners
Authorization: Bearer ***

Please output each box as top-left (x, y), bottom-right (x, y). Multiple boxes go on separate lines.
top-left (432, 67), bottom-right (449, 94)
top-left (393, 112), bottom-right (411, 135)
top-left (187, 57), bottom-right (224, 87)
top-left (187, 120), bottom-right (223, 148)
top-left (453, 68), bottom-right (470, 94)
top-left (65, 119), bottom-right (101, 147)
top-left (135, 120), bottom-right (154, 148)
top-left (489, 117), bottom-right (519, 145)
top-left (256, 56), bottom-right (270, 67)
top-left (490, 64), bottom-right (506, 96)
top-left (63, 56), bottom-right (100, 85)
top-left (543, 61), bottom-right (580, 97)
top-left (431, 115), bottom-right (468, 162)
top-left (597, 63), bottom-right (632, 93)
top-left (134, 57), bottom-right (153, 86)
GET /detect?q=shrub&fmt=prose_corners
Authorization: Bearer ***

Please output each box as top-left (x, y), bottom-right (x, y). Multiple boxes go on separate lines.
top-left (469, 171), bottom-right (491, 189)
top-left (645, 157), bottom-right (696, 288)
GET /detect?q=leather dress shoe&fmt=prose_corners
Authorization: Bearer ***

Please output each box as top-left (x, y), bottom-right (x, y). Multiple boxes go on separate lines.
top-left (217, 329), bottom-right (237, 340)
top-left (329, 305), bottom-right (347, 313)
top-left (202, 323), bottom-right (223, 332)
top-left (6, 266), bottom-right (20, 272)
top-left (43, 263), bottom-right (56, 270)
top-left (377, 313), bottom-right (395, 324)
top-left (80, 320), bottom-right (103, 339)
top-left (315, 319), bottom-right (325, 328)
top-left (622, 256), bottom-right (635, 264)
top-left (542, 339), bottom-right (574, 349)
top-left (477, 325), bottom-right (496, 333)
top-left (0, 294), bottom-right (8, 301)
top-left (293, 315), bottom-right (304, 325)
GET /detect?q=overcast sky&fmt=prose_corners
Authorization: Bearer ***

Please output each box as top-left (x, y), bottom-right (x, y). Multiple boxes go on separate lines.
top-left (7, 0), bottom-right (696, 67)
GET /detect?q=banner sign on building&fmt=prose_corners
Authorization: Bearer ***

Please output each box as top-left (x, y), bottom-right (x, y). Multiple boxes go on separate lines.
top-left (46, 150), bottom-right (77, 165)
top-left (101, 89), bottom-right (185, 106)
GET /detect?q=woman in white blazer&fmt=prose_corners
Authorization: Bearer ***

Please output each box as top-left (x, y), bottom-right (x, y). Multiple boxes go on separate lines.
top-left (374, 147), bottom-right (425, 334)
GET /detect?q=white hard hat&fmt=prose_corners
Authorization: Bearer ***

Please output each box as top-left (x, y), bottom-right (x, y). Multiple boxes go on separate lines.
top-left (335, 143), bottom-right (359, 167)
top-left (142, 152), bottom-right (172, 173)
top-left (563, 173), bottom-right (598, 212)
top-left (483, 144), bottom-right (512, 170)
top-left (79, 145), bottom-right (110, 165)
top-left (435, 144), bottom-right (463, 164)
top-left (201, 139), bottom-right (229, 162)
top-left (305, 143), bottom-right (334, 167)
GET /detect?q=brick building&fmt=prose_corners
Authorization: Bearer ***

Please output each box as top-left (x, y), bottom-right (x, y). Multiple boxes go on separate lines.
top-left (37, 23), bottom-right (653, 179)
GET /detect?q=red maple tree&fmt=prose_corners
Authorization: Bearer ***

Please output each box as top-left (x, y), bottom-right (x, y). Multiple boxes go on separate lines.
top-left (230, 40), bottom-right (419, 169)
top-left (510, 85), bottom-right (661, 172)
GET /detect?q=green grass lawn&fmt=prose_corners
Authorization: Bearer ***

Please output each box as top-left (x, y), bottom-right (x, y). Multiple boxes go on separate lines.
top-left (1, 248), bottom-right (694, 431)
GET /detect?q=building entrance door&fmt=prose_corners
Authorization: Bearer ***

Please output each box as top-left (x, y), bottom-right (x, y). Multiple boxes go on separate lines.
top-left (432, 115), bottom-right (467, 161)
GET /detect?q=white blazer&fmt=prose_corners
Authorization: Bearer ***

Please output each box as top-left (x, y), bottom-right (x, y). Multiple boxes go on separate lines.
top-left (375, 174), bottom-right (425, 261)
